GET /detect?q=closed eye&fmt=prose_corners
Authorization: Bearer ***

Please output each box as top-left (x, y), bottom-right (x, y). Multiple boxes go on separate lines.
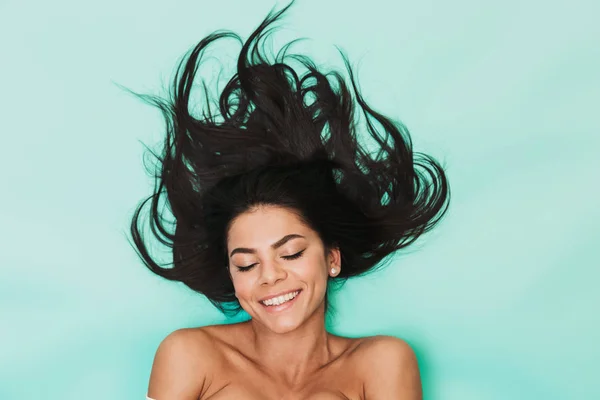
top-left (282, 249), bottom-right (305, 261)
top-left (236, 264), bottom-right (257, 272)
top-left (236, 250), bottom-right (306, 272)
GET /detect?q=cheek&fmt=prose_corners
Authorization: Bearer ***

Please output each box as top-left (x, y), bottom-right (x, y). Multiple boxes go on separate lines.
top-left (300, 256), bottom-right (328, 284)
top-left (231, 276), bottom-right (253, 300)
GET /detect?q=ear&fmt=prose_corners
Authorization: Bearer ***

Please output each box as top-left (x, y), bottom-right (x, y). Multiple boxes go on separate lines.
top-left (328, 246), bottom-right (341, 270)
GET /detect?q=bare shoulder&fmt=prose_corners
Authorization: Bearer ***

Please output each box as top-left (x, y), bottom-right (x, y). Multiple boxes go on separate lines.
top-left (147, 327), bottom-right (221, 400)
top-left (358, 335), bottom-right (417, 359)
top-left (357, 335), bottom-right (423, 400)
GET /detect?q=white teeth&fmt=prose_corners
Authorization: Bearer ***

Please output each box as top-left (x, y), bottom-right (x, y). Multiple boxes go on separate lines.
top-left (261, 291), bottom-right (299, 306)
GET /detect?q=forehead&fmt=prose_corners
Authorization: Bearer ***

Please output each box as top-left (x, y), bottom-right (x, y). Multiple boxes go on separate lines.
top-left (227, 206), bottom-right (311, 245)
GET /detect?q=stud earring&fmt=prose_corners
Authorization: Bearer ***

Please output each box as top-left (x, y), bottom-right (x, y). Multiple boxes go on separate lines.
top-left (331, 268), bottom-right (336, 274)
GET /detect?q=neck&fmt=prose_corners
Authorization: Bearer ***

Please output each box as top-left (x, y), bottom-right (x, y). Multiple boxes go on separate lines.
top-left (247, 303), bottom-right (333, 388)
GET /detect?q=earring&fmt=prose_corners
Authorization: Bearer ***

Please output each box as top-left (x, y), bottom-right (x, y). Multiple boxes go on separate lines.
top-left (331, 268), bottom-right (336, 274)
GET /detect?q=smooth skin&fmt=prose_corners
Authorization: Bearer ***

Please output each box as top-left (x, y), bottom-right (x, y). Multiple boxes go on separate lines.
top-left (147, 205), bottom-right (422, 399)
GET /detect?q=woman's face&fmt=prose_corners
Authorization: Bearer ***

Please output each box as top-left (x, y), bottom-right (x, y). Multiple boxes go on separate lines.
top-left (227, 205), bottom-right (340, 333)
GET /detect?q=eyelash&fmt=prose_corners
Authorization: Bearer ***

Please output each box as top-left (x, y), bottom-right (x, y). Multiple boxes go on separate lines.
top-left (236, 250), bottom-right (305, 272)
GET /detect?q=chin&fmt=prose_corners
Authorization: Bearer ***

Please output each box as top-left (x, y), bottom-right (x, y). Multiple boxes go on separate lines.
top-left (267, 318), bottom-right (302, 334)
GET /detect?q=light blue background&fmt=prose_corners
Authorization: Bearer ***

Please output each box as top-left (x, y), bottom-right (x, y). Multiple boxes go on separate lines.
top-left (1, 0), bottom-right (599, 399)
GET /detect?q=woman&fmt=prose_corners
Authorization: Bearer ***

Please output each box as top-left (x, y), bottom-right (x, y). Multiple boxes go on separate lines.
top-left (127, 2), bottom-right (450, 399)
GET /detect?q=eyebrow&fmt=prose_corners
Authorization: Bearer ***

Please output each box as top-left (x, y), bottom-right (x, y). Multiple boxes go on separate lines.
top-left (229, 234), bottom-right (306, 257)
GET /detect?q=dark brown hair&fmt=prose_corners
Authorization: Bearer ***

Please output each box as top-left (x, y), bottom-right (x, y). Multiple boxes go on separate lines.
top-left (122, 1), bottom-right (450, 317)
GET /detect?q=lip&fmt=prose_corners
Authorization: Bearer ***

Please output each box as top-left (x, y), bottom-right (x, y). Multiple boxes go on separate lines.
top-left (259, 290), bottom-right (302, 314)
top-left (258, 289), bottom-right (302, 303)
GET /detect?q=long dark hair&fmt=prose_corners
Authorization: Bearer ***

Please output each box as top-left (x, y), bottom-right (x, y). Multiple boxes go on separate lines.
top-left (122, 1), bottom-right (450, 317)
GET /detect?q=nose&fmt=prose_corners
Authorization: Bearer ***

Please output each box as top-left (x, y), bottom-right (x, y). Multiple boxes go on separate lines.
top-left (259, 258), bottom-right (287, 286)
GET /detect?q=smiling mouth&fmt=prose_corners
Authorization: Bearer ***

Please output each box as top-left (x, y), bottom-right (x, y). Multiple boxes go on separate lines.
top-left (259, 290), bottom-right (302, 310)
